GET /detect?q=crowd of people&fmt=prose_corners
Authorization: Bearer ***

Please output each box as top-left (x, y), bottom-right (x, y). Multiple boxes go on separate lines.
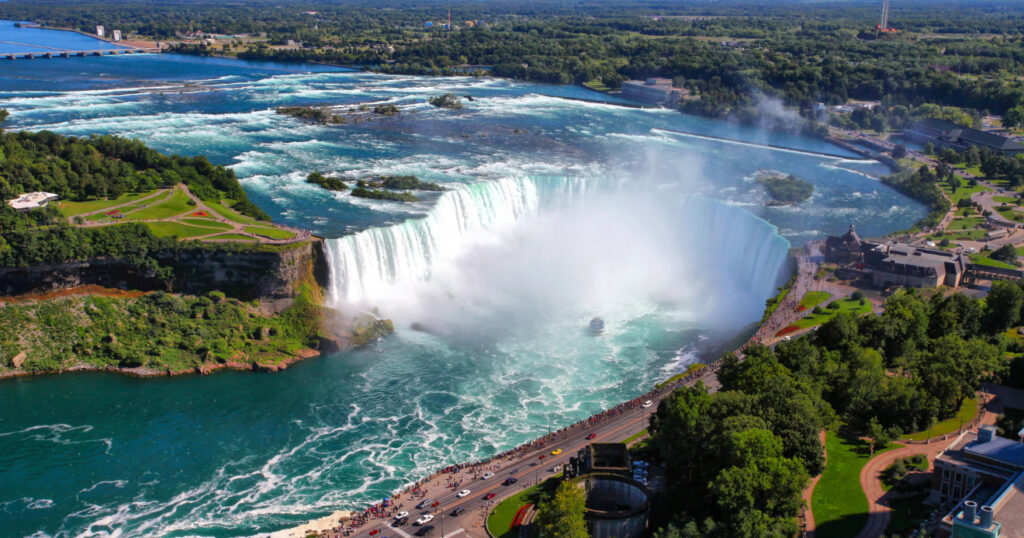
top-left (751, 251), bottom-right (821, 345)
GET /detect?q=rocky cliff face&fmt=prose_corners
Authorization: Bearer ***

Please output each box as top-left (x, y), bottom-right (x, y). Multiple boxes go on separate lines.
top-left (0, 239), bottom-right (330, 311)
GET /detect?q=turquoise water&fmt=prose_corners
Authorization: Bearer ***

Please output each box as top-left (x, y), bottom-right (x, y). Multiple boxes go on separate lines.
top-left (0, 53), bottom-right (927, 537)
top-left (0, 20), bottom-right (126, 54)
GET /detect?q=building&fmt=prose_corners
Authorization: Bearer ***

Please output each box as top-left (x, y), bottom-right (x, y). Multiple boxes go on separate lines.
top-left (7, 192), bottom-right (59, 212)
top-left (867, 243), bottom-right (969, 288)
top-left (824, 224), bottom-right (872, 263)
top-left (906, 119), bottom-right (1024, 157)
top-left (112, 30), bottom-right (122, 42)
top-left (96, 25), bottom-right (104, 38)
top-left (931, 425), bottom-right (1024, 537)
top-left (620, 78), bottom-right (686, 106)
top-left (824, 225), bottom-right (973, 288)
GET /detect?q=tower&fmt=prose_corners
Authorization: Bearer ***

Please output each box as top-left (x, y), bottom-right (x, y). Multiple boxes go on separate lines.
top-left (879, 0), bottom-right (891, 31)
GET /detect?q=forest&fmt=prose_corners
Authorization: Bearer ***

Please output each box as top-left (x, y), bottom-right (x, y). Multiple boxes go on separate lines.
top-left (646, 285), bottom-right (1020, 536)
top-left (0, 130), bottom-right (269, 268)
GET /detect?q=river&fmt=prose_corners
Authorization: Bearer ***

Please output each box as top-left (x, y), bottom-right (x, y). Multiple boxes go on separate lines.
top-left (0, 50), bottom-right (926, 537)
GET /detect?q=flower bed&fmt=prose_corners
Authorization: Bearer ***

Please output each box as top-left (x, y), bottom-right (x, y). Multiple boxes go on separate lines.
top-left (796, 305), bottom-right (807, 312)
top-left (776, 325), bottom-right (800, 337)
top-left (105, 210), bottom-right (120, 216)
top-left (190, 210), bottom-right (210, 217)
top-left (511, 503), bottom-right (533, 529)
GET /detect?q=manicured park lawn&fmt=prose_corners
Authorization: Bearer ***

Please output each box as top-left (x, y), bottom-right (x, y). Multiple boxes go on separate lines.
top-left (993, 196), bottom-right (1020, 204)
top-left (206, 199), bottom-right (261, 225)
top-left (794, 297), bottom-right (872, 329)
top-left (145, 221), bottom-right (224, 239)
top-left (969, 254), bottom-right (1017, 270)
top-left (179, 218), bottom-right (233, 230)
top-left (941, 177), bottom-right (989, 205)
top-left (84, 190), bottom-right (171, 220)
top-left (243, 225), bottom-right (295, 239)
top-left (998, 208), bottom-right (1024, 222)
top-left (126, 189), bottom-right (193, 220)
top-left (946, 216), bottom-right (985, 231)
top-left (901, 397), bottom-right (977, 442)
top-left (812, 432), bottom-right (899, 538)
top-left (487, 476), bottom-right (560, 538)
top-left (583, 80), bottom-right (611, 92)
top-left (799, 291), bottom-right (831, 309)
top-left (58, 190), bottom-right (155, 217)
top-left (207, 233), bottom-right (258, 242)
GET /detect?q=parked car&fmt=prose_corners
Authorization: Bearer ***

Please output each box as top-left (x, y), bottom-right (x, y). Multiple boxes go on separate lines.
top-left (481, 472), bottom-right (494, 480)
top-left (642, 400), bottom-right (653, 408)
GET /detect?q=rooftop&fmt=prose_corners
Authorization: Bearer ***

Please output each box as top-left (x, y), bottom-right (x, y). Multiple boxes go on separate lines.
top-left (7, 191), bottom-right (58, 211)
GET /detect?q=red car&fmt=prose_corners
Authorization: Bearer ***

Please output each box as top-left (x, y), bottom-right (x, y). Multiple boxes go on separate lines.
top-left (538, 454), bottom-right (546, 460)
top-left (484, 493), bottom-right (496, 500)
top-left (586, 433), bottom-right (597, 440)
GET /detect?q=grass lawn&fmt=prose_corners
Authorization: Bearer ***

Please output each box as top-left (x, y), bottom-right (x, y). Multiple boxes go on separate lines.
top-left (881, 455), bottom-right (929, 492)
top-left (946, 216), bottom-right (985, 231)
top-left (487, 476), bottom-right (561, 538)
top-left (582, 80), bottom-right (611, 92)
top-left (794, 297), bottom-right (872, 329)
top-left (178, 218), bottom-right (233, 230)
top-left (206, 199), bottom-right (261, 225)
top-left (145, 221), bottom-right (225, 239)
top-left (799, 291), bottom-right (832, 309)
top-left (84, 190), bottom-right (172, 221)
top-left (941, 177), bottom-right (989, 205)
top-left (243, 225), bottom-right (295, 240)
top-left (997, 208), bottom-right (1024, 222)
top-left (206, 233), bottom-right (258, 242)
top-left (993, 196), bottom-right (1020, 204)
top-left (126, 189), bottom-right (194, 220)
top-left (902, 397), bottom-right (977, 441)
top-left (58, 191), bottom-right (156, 217)
top-left (624, 429), bottom-right (648, 444)
top-left (969, 254), bottom-right (1017, 270)
top-left (812, 432), bottom-right (900, 538)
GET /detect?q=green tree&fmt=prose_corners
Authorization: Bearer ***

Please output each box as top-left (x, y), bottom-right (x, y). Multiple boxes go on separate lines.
top-left (536, 481), bottom-right (588, 538)
top-left (992, 244), bottom-right (1018, 264)
top-left (0, 108), bottom-right (8, 123)
top-left (1004, 106), bottom-right (1024, 129)
top-left (985, 280), bottom-right (1023, 332)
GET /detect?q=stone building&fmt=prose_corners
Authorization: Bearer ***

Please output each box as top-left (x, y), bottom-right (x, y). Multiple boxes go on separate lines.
top-left (906, 118), bottom-right (1024, 157)
top-left (620, 78), bottom-right (685, 106)
top-left (866, 243), bottom-right (969, 288)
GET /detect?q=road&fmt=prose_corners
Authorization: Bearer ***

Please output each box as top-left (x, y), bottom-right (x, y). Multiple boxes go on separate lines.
top-left (337, 369), bottom-right (720, 538)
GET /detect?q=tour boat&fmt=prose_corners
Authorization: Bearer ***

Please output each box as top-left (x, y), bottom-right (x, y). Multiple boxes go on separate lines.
top-left (589, 317), bottom-right (605, 335)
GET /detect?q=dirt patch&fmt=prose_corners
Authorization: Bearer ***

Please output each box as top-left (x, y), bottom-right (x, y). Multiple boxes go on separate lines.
top-left (0, 285), bottom-right (150, 305)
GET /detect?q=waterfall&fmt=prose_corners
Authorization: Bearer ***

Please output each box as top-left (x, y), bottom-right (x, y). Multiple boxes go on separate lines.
top-left (324, 176), bottom-right (790, 312)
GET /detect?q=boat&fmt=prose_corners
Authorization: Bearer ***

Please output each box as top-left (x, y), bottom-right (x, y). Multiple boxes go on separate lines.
top-left (589, 317), bottom-right (605, 335)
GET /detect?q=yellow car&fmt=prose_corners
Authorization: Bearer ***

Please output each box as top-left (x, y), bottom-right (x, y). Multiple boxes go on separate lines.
top-left (551, 449), bottom-right (562, 456)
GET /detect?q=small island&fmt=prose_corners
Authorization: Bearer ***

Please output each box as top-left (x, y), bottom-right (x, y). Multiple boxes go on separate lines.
top-left (306, 172), bottom-right (349, 191)
top-left (351, 186), bottom-right (419, 202)
top-left (429, 93), bottom-right (464, 109)
top-left (755, 171), bottom-right (814, 205)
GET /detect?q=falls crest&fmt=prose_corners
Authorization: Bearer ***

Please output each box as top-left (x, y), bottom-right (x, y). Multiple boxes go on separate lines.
top-left (324, 176), bottom-right (790, 314)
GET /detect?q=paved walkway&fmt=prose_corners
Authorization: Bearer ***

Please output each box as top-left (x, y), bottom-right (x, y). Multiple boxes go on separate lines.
top-left (65, 184), bottom-right (311, 244)
top-left (855, 394), bottom-right (1000, 538)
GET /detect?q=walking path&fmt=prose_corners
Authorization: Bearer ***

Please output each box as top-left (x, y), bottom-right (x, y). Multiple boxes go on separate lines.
top-left (855, 393), bottom-right (1000, 538)
top-left (66, 184), bottom-right (311, 244)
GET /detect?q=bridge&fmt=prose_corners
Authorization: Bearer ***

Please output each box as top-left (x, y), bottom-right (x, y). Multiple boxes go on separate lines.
top-left (1, 44), bottom-right (161, 60)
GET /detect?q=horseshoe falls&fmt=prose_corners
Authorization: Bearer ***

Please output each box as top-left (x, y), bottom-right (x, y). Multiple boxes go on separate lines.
top-left (0, 53), bottom-right (927, 537)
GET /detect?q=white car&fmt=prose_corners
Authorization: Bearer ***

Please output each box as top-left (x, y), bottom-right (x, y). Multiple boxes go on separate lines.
top-left (457, 489), bottom-right (471, 498)
top-left (415, 514), bottom-right (434, 526)
top-left (481, 471), bottom-right (494, 480)
top-left (641, 400), bottom-right (653, 408)
top-left (394, 511), bottom-right (409, 520)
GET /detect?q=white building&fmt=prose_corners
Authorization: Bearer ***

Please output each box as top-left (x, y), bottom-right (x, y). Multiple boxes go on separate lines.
top-left (112, 30), bottom-right (122, 41)
top-left (96, 25), bottom-right (105, 38)
top-left (8, 192), bottom-right (59, 212)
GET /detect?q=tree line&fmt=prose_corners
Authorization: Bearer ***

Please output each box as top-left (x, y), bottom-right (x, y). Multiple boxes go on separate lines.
top-left (645, 286), bottom-right (1017, 536)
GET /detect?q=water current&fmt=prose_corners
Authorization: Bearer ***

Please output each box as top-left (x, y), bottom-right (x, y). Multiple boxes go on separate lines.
top-left (0, 50), bottom-right (926, 536)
